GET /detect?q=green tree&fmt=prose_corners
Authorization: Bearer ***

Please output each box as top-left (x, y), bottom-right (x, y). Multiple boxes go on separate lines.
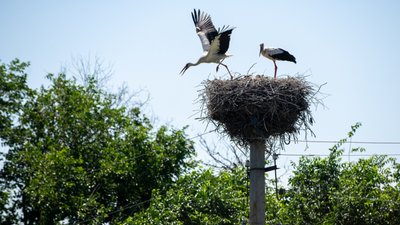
top-left (0, 59), bottom-right (33, 225)
top-left (326, 155), bottom-right (400, 225)
top-left (279, 123), bottom-right (400, 225)
top-left (127, 168), bottom-right (248, 225)
top-left (0, 59), bottom-right (195, 224)
top-left (127, 168), bottom-right (281, 225)
top-left (0, 59), bottom-right (32, 141)
top-left (279, 147), bottom-right (341, 224)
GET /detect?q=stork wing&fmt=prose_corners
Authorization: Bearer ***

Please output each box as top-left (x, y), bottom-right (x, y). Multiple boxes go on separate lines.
top-left (270, 48), bottom-right (296, 63)
top-left (267, 48), bottom-right (286, 56)
top-left (207, 27), bottom-right (234, 56)
top-left (191, 9), bottom-right (218, 52)
top-left (216, 26), bottom-right (234, 54)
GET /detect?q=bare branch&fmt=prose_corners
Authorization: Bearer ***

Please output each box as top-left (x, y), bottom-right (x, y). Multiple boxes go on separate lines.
top-left (65, 54), bottom-right (150, 109)
top-left (199, 135), bottom-right (248, 171)
top-left (69, 54), bottom-right (114, 89)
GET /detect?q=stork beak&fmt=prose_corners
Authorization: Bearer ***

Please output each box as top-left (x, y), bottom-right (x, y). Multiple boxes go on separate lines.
top-left (180, 64), bottom-right (189, 75)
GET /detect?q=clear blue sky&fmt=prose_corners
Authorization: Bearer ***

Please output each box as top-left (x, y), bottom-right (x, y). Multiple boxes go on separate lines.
top-left (2, 1), bottom-right (400, 182)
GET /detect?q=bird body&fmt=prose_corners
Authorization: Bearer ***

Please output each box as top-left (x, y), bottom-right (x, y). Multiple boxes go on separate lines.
top-left (259, 43), bottom-right (296, 79)
top-left (180, 9), bottom-right (235, 78)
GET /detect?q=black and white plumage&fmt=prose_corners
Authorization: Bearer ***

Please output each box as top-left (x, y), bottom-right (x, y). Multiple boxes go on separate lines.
top-left (180, 9), bottom-right (235, 79)
top-left (259, 43), bottom-right (296, 79)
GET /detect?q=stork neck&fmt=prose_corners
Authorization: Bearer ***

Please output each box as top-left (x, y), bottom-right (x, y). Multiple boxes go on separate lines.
top-left (193, 61), bottom-right (201, 66)
top-left (196, 56), bottom-right (207, 65)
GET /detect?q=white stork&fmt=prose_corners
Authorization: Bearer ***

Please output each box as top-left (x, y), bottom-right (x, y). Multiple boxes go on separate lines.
top-left (180, 9), bottom-right (235, 79)
top-left (259, 43), bottom-right (296, 79)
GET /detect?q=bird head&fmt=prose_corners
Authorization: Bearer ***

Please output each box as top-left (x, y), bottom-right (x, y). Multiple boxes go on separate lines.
top-left (180, 63), bottom-right (192, 75)
top-left (259, 43), bottom-right (264, 56)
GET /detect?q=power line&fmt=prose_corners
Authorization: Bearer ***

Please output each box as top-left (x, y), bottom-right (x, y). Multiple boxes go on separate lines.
top-left (280, 153), bottom-right (400, 157)
top-left (296, 140), bottom-right (400, 145)
top-left (189, 131), bottom-right (400, 145)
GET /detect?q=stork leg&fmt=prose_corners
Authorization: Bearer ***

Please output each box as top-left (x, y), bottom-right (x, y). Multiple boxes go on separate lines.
top-left (216, 58), bottom-right (225, 73)
top-left (219, 63), bottom-right (233, 80)
top-left (273, 61), bottom-right (278, 79)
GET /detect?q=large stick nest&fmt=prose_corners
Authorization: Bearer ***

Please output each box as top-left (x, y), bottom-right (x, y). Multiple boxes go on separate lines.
top-left (200, 75), bottom-right (320, 147)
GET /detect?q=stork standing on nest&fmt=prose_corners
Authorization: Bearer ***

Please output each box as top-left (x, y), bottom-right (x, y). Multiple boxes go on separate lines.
top-left (259, 43), bottom-right (296, 79)
top-left (180, 9), bottom-right (235, 79)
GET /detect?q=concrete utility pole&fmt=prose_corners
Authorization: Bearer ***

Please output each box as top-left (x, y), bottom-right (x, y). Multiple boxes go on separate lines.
top-left (249, 140), bottom-right (266, 225)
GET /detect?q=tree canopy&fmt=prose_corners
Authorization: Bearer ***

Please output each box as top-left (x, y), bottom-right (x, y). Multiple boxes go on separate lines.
top-left (127, 168), bottom-right (247, 224)
top-left (122, 124), bottom-right (400, 225)
top-left (0, 59), bottom-right (195, 224)
top-left (279, 123), bottom-right (400, 225)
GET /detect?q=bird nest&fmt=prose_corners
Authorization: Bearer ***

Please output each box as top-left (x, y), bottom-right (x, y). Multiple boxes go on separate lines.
top-left (199, 75), bottom-right (320, 147)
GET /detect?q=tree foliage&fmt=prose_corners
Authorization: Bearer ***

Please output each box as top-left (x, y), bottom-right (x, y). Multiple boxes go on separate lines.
top-left (0, 59), bottom-right (195, 224)
top-left (279, 123), bottom-right (400, 225)
top-left (126, 166), bottom-right (286, 225)
top-left (326, 155), bottom-right (400, 225)
top-left (129, 123), bottom-right (400, 225)
top-left (0, 59), bottom-right (32, 143)
top-left (127, 169), bottom-right (248, 224)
